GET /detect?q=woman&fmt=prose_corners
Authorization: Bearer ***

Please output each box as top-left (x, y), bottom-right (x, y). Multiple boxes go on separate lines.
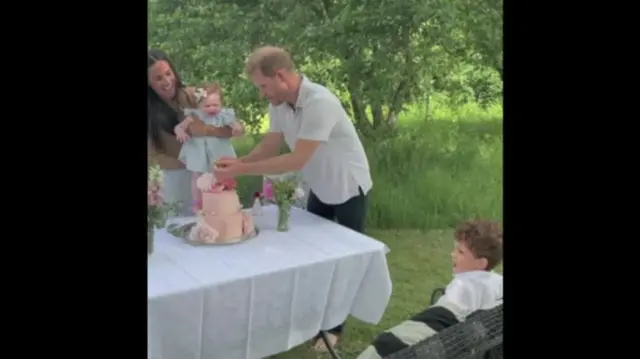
top-left (148, 49), bottom-right (237, 216)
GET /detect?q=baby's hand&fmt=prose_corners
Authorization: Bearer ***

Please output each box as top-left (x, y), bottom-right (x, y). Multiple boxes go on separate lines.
top-left (183, 116), bottom-right (195, 126)
top-left (175, 124), bottom-right (190, 143)
top-left (231, 122), bottom-right (245, 137)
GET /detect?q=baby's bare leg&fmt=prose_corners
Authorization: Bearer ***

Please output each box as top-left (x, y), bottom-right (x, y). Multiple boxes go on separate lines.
top-left (191, 172), bottom-right (203, 213)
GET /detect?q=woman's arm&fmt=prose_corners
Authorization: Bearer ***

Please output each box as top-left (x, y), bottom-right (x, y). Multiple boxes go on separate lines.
top-left (188, 118), bottom-right (233, 137)
top-left (148, 138), bottom-right (184, 169)
top-left (206, 124), bottom-right (233, 137)
top-left (178, 86), bottom-right (233, 138)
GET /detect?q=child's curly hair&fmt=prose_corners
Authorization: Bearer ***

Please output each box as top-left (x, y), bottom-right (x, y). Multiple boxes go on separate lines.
top-left (455, 219), bottom-right (503, 270)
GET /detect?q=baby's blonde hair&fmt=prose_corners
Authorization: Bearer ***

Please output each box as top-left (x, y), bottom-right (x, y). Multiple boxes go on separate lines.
top-left (194, 82), bottom-right (224, 105)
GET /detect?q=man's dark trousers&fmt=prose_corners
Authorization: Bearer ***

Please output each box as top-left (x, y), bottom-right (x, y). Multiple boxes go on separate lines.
top-left (306, 187), bottom-right (369, 336)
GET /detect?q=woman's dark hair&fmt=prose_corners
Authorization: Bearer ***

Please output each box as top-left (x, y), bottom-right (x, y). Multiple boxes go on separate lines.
top-left (148, 49), bottom-right (185, 152)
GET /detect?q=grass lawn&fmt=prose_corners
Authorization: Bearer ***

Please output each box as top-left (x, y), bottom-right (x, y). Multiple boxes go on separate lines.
top-left (270, 228), bottom-right (457, 359)
top-left (149, 99), bottom-right (502, 358)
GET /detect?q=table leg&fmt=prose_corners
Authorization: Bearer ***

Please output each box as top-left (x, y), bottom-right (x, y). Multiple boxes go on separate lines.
top-left (319, 331), bottom-right (342, 359)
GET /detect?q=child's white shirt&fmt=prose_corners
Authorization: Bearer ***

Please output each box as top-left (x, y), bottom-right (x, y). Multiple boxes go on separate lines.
top-left (440, 270), bottom-right (503, 320)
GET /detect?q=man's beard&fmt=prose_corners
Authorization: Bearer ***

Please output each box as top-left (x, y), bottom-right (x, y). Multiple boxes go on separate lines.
top-left (269, 96), bottom-right (284, 105)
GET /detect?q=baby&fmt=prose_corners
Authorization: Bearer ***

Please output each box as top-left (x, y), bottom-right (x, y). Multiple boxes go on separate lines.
top-left (174, 83), bottom-right (243, 213)
top-left (357, 219), bottom-right (503, 359)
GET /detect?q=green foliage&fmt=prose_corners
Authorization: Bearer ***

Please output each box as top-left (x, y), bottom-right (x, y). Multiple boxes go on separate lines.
top-left (266, 173), bottom-right (302, 208)
top-left (148, 168), bottom-right (180, 229)
top-left (148, 103), bottom-right (502, 230)
top-left (148, 4), bottom-right (502, 354)
top-left (148, 0), bottom-right (503, 228)
top-left (270, 228), bottom-right (485, 358)
top-left (232, 103), bottom-right (502, 230)
top-left (148, 0), bottom-right (503, 135)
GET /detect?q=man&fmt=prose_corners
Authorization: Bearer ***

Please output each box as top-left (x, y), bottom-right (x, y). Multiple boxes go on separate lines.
top-left (214, 46), bottom-right (373, 351)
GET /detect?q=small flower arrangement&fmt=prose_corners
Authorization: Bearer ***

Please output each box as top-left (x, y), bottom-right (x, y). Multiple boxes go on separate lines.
top-left (148, 171), bottom-right (180, 254)
top-left (264, 172), bottom-right (305, 231)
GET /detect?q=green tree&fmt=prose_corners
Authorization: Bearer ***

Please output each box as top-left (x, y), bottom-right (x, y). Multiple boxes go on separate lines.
top-left (149, 0), bottom-right (503, 135)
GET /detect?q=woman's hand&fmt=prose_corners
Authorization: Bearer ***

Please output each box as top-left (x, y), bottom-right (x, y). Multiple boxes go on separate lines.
top-left (231, 122), bottom-right (245, 137)
top-left (188, 117), bottom-right (209, 137)
top-left (189, 117), bottom-right (233, 138)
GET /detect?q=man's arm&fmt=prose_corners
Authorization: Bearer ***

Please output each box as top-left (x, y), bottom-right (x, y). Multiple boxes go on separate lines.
top-left (239, 132), bottom-right (284, 163)
top-left (237, 140), bottom-right (319, 174)
top-left (237, 98), bottom-right (339, 175)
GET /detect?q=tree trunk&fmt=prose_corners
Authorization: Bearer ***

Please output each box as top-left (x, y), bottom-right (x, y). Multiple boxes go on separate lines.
top-left (372, 103), bottom-right (384, 129)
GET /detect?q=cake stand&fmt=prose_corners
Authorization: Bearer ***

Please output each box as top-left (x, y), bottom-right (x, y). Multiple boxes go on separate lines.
top-left (166, 210), bottom-right (259, 246)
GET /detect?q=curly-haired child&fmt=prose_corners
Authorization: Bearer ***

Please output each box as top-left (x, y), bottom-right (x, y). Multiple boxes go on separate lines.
top-left (356, 219), bottom-right (503, 359)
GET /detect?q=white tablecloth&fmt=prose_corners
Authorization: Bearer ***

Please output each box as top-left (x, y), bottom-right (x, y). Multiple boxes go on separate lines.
top-left (148, 205), bottom-right (392, 359)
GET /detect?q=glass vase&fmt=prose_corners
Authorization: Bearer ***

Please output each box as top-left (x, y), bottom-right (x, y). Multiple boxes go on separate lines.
top-left (277, 204), bottom-right (291, 232)
top-left (148, 227), bottom-right (155, 254)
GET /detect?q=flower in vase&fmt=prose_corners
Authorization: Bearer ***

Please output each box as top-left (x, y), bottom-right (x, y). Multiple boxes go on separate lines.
top-left (148, 181), bottom-right (164, 207)
top-left (149, 183), bottom-right (160, 193)
top-left (266, 172), bottom-right (301, 205)
top-left (263, 179), bottom-right (274, 201)
top-left (148, 169), bottom-right (180, 230)
top-left (294, 187), bottom-right (305, 200)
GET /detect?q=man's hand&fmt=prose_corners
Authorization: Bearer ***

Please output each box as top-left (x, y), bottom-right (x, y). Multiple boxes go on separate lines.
top-left (213, 157), bottom-right (245, 180)
top-left (215, 156), bottom-right (238, 166)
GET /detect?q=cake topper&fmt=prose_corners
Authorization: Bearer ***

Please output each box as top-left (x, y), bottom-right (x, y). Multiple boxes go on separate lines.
top-left (196, 173), bottom-right (237, 193)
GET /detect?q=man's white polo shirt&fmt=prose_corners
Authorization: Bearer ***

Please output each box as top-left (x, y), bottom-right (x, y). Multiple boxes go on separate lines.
top-left (268, 76), bottom-right (373, 205)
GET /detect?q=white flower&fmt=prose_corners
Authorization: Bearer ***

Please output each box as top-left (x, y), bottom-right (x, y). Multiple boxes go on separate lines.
top-left (294, 187), bottom-right (305, 199)
top-left (195, 88), bottom-right (208, 102)
top-left (196, 173), bottom-right (215, 192)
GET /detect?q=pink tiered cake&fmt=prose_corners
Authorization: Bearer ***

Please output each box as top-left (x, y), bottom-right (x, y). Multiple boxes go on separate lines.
top-left (189, 173), bottom-right (254, 244)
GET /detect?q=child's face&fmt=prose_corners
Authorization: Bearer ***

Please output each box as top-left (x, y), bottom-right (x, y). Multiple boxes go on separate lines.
top-left (451, 240), bottom-right (488, 274)
top-left (200, 93), bottom-right (222, 116)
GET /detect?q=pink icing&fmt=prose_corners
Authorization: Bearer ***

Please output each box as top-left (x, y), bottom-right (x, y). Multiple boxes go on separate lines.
top-left (197, 173), bottom-right (238, 193)
top-left (196, 173), bottom-right (216, 192)
top-left (192, 175), bottom-right (256, 243)
top-left (210, 184), bottom-right (225, 193)
top-left (192, 218), bottom-right (219, 244)
top-left (241, 211), bottom-right (254, 235)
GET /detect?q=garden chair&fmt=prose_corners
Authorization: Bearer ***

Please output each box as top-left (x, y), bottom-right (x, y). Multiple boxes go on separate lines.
top-left (317, 287), bottom-right (450, 359)
top-left (381, 304), bottom-right (503, 359)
